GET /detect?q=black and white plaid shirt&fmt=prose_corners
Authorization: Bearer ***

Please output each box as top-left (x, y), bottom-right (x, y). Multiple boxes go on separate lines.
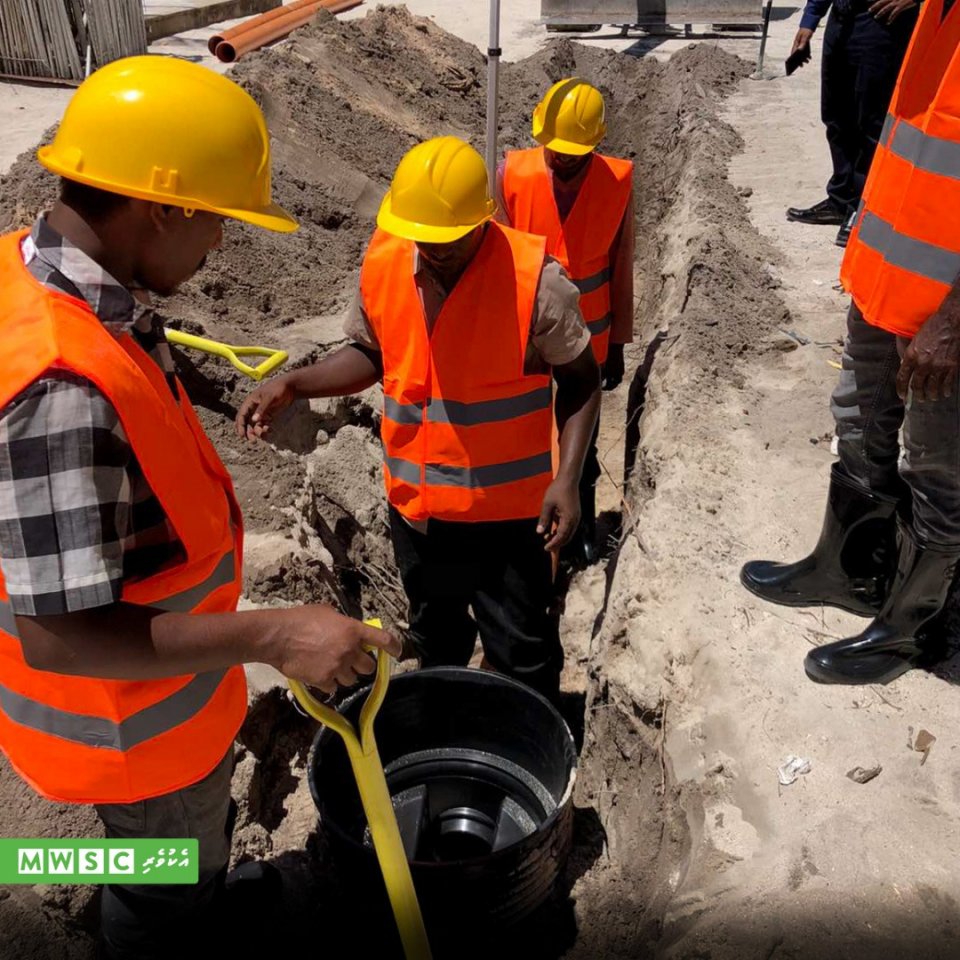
top-left (0, 216), bottom-right (184, 616)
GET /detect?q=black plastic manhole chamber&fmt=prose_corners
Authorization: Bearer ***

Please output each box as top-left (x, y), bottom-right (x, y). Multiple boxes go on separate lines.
top-left (308, 667), bottom-right (577, 949)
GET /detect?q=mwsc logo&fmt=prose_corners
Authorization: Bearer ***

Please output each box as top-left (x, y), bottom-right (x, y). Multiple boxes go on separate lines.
top-left (0, 839), bottom-right (197, 884)
top-left (17, 847), bottom-right (135, 876)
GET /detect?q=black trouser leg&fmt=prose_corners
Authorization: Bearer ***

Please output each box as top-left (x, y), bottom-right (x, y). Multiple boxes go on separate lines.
top-left (389, 508), bottom-right (563, 699)
top-left (94, 749), bottom-right (234, 960)
top-left (847, 7), bottom-right (917, 204)
top-left (580, 422), bottom-right (601, 533)
top-left (822, 11), bottom-right (860, 211)
top-left (389, 507), bottom-right (478, 667)
top-left (472, 518), bottom-right (564, 701)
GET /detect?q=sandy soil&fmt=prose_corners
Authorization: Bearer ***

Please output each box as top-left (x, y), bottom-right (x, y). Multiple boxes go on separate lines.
top-left (644, 20), bottom-right (960, 960)
top-left (0, 4), bottom-right (958, 960)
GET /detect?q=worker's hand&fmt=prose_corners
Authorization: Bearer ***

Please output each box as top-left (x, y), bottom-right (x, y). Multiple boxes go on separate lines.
top-left (537, 478), bottom-right (581, 553)
top-left (266, 605), bottom-right (401, 694)
top-left (791, 27), bottom-right (814, 57)
top-left (868, 0), bottom-right (917, 23)
top-left (235, 375), bottom-right (296, 441)
top-left (602, 343), bottom-right (625, 391)
top-left (896, 308), bottom-right (960, 403)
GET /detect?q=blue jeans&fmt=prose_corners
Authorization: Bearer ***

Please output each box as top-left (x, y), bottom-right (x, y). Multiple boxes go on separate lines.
top-left (831, 305), bottom-right (960, 546)
top-left (821, 4), bottom-right (916, 211)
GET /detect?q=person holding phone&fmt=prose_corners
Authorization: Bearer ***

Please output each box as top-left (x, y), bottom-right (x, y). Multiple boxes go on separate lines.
top-left (785, 0), bottom-right (919, 246)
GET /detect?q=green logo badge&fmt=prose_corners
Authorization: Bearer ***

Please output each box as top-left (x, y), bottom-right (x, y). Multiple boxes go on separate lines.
top-left (0, 840), bottom-right (199, 884)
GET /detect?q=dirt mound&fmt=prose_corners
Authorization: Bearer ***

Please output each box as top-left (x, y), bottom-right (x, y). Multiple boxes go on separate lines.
top-left (0, 7), bottom-right (772, 957)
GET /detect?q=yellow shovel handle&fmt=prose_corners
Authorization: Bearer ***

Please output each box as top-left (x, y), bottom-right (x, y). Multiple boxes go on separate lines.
top-left (164, 329), bottom-right (288, 381)
top-left (287, 622), bottom-right (432, 960)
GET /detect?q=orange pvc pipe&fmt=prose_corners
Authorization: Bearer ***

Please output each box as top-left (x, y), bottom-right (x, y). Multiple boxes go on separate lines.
top-left (214, 0), bottom-right (361, 61)
top-left (209, 0), bottom-right (320, 55)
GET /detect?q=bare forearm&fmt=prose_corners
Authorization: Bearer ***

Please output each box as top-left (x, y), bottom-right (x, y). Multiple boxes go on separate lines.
top-left (15, 604), bottom-right (281, 681)
top-left (286, 344), bottom-right (382, 399)
top-left (555, 347), bottom-right (601, 484)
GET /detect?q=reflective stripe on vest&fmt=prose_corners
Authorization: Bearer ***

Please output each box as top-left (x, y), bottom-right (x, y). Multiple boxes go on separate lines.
top-left (884, 114), bottom-right (960, 180)
top-left (572, 267), bottom-right (611, 295)
top-left (0, 230), bottom-right (247, 804)
top-left (383, 385), bottom-right (552, 428)
top-left (385, 452), bottom-right (553, 490)
top-left (0, 669), bottom-right (227, 752)
top-left (858, 211), bottom-right (960, 286)
top-left (501, 148), bottom-right (632, 365)
top-left (588, 312), bottom-right (613, 336)
top-left (361, 222), bottom-right (553, 523)
top-left (840, 1), bottom-right (960, 337)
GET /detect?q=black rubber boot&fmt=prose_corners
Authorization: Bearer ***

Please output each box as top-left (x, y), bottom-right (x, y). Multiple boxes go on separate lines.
top-left (740, 465), bottom-right (899, 616)
top-left (805, 524), bottom-right (960, 685)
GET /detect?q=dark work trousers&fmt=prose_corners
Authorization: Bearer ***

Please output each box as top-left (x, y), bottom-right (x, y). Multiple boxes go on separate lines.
top-left (389, 506), bottom-right (563, 700)
top-left (580, 419), bottom-right (602, 528)
top-left (831, 304), bottom-right (960, 546)
top-left (821, 4), bottom-right (917, 212)
top-left (94, 747), bottom-right (235, 959)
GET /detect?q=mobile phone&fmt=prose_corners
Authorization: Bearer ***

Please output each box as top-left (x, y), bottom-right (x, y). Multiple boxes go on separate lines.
top-left (785, 43), bottom-right (812, 75)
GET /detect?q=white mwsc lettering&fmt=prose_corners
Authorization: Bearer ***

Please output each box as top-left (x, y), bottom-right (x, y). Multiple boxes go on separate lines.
top-left (47, 849), bottom-right (74, 875)
top-left (17, 849), bottom-right (43, 875)
top-left (109, 849), bottom-right (135, 875)
top-left (78, 849), bottom-right (104, 874)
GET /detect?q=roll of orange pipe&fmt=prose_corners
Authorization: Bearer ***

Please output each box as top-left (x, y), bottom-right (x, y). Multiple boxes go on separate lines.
top-left (214, 0), bottom-right (362, 62)
top-left (208, 0), bottom-right (316, 55)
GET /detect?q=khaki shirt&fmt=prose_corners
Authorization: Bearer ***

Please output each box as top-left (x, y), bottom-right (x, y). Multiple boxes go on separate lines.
top-left (344, 249), bottom-right (591, 374)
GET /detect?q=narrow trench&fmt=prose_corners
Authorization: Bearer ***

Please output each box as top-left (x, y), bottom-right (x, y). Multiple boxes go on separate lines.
top-left (225, 307), bottom-right (684, 960)
top-left (225, 158), bottom-right (691, 960)
top-left (179, 26), bottom-right (752, 960)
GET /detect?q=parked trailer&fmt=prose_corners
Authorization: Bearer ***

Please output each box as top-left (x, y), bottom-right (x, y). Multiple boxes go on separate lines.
top-left (540, 0), bottom-right (771, 34)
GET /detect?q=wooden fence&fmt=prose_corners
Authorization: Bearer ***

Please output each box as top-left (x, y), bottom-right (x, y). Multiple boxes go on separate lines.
top-left (0, 0), bottom-right (147, 82)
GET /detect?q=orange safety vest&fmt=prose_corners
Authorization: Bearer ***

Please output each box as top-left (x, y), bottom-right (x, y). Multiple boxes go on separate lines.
top-left (0, 230), bottom-right (247, 805)
top-left (360, 222), bottom-right (553, 523)
top-left (501, 147), bottom-right (633, 365)
top-left (841, 0), bottom-right (960, 337)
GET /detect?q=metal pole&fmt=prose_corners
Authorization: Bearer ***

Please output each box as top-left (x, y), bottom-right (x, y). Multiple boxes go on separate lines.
top-left (486, 0), bottom-right (501, 198)
top-left (751, 0), bottom-right (774, 79)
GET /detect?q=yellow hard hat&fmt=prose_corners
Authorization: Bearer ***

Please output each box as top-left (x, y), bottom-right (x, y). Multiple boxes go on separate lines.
top-left (377, 136), bottom-right (495, 243)
top-left (38, 55), bottom-right (297, 234)
top-left (532, 78), bottom-right (606, 156)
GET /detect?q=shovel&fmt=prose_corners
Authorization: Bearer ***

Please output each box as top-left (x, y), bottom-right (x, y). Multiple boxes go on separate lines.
top-left (287, 623), bottom-right (432, 960)
top-left (164, 329), bottom-right (288, 381)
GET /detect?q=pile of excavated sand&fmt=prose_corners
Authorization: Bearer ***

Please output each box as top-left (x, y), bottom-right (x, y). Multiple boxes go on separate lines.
top-left (0, 8), bottom-right (785, 957)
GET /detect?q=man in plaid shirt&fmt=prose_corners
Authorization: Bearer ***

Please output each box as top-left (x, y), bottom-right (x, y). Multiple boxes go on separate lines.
top-left (0, 58), bottom-right (399, 958)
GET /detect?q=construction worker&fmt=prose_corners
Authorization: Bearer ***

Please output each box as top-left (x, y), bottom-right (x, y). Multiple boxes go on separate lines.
top-left (237, 136), bottom-right (601, 702)
top-left (786, 0), bottom-right (918, 246)
top-left (0, 57), bottom-right (398, 959)
top-left (497, 78), bottom-right (635, 565)
top-left (742, 0), bottom-right (960, 684)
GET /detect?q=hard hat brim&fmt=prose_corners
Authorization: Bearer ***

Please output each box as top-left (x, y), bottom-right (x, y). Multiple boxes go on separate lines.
top-left (533, 133), bottom-right (599, 156)
top-left (38, 146), bottom-right (299, 234)
top-left (376, 190), bottom-right (495, 244)
top-left (217, 201), bottom-right (299, 234)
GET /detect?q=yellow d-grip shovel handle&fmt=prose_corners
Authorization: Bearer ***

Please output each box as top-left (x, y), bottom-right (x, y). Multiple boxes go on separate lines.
top-left (164, 329), bottom-right (288, 381)
top-left (287, 622), bottom-right (432, 960)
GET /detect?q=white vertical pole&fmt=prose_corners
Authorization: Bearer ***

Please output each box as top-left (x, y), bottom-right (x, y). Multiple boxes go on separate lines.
top-left (485, 0), bottom-right (501, 198)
